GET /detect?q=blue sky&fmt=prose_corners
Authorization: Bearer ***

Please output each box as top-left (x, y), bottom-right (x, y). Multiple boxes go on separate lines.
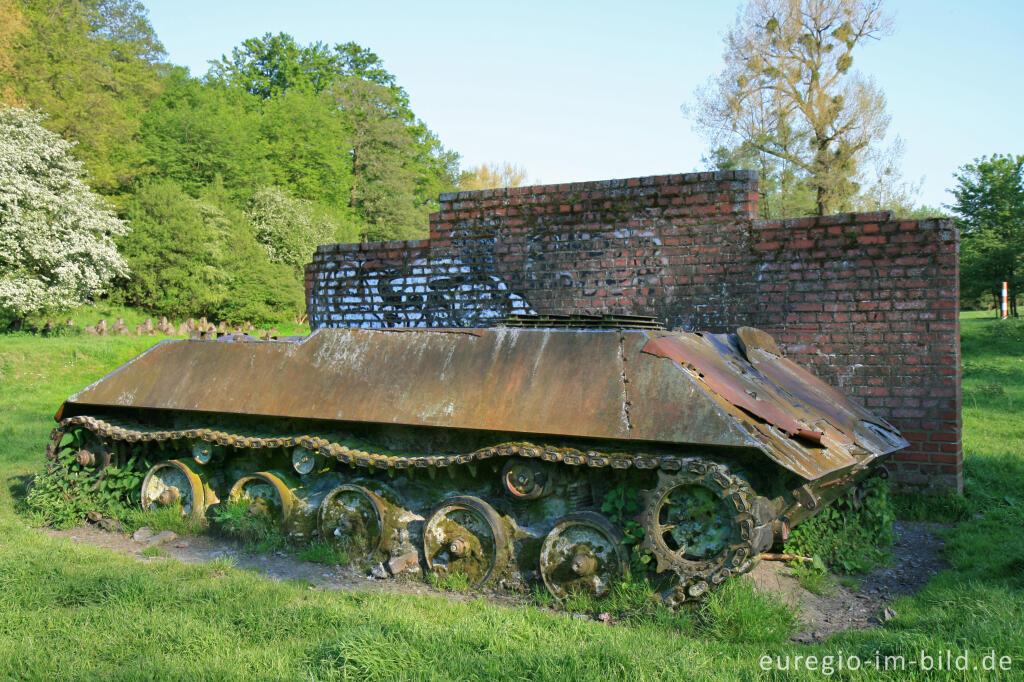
top-left (145, 0), bottom-right (1023, 209)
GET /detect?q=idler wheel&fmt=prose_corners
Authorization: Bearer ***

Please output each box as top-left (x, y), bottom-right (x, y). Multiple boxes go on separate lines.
top-left (49, 428), bottom-right (112, 487)
top-left (228, 472), bottom-right (304, 535)
top-left (317, 484), bottom-right (388, 557)
top-left (140, 460), bottom-right (214, 520)
top-left (423, 496), bottom-right (509, 587)
top-left (539, 511), bottom-right (628, 600)
top-left (638, 464), bottom-right (774, 604)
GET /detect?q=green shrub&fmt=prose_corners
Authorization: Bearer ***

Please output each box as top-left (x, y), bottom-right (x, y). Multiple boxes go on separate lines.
top-left (784, 476), bottom-right (896, 573)
top-left (26, 448), bottom-right (150, 528)
top-left (600, 482), bottom-right (654, 574)
top-left (24, 470), bottom-right (96, 528)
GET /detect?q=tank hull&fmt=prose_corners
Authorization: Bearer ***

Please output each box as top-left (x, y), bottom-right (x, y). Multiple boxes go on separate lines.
top-left (47, 325), bottom-right (907, 604)
top-left (59, 327), bottom-right (905, 481)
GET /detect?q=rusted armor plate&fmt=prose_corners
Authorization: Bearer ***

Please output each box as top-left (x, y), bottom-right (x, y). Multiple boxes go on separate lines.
top-left (59, 327), bottom-right (905, 481)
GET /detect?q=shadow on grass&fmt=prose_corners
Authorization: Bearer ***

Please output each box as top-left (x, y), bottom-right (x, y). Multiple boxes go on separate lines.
top-left (6, 472), bottom-right (35, 514)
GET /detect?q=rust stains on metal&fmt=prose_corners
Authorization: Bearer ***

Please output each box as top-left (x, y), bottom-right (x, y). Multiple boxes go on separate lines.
top-left (63, 328), bottom-right (752, 449)
top-left (60, 326), bottom-right (903, 481)
top-left (736, 326), bottom-right (783, 358)
top-left (641, 334), bottom-right (823, 441)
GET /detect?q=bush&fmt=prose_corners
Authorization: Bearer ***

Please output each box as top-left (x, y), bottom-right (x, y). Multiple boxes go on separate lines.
top-left (248, 186), bottom-right (337, 267)
top-left (27, 448), bottom-right (151, 528)
top-left (117, 178), bottom-right (304, 324)
top-left (118, 179), bottom-right (226, 318)
top-left (784, 476), bottom-right (896, 573)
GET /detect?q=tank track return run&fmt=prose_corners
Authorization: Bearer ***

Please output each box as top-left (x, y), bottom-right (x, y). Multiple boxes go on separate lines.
top-left (47, 318), bottom-right (906, 604)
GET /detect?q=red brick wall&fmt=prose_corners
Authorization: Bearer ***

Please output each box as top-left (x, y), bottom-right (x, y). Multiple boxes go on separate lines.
top-left (305, 170), bottom-right (962, 492)
top-left (747, 214), bottom-right (961, 492)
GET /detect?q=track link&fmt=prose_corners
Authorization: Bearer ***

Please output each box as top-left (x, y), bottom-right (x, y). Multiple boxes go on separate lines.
top-left (50, 415), bottom-right (688, 473)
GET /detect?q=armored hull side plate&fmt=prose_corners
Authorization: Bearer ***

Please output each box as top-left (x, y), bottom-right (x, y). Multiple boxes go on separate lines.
top-left (62, 329), bottom-right (753, 448)
top-left (61, 327), bottom-right (902, 480)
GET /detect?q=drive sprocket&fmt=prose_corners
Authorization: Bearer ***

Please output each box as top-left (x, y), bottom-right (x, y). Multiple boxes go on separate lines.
top-left (638, 459), bottom-right (774, 605)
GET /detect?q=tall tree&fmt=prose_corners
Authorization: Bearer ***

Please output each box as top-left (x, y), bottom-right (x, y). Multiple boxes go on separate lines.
top-left (948, 154), bottom-right (1024, 315)
top-left (689, 0), bottom-right (893, 215)
top-left (259, 88), bottom-right (355, 209)
top-left (9, 0), bottom-right (167, 191)
top-left (207, 33), bottom-right (406, 102)
top-left (704, 128), bottom-right (815, 219)
top-left (459, 162), bottom-right (529, 191)
top-left (0, 0), bottom-right (26, 104)
top-left (330, 77), bottom-right (425, 240)
top-left (208, 33), bottom-right (459, 239)
top-left (0, 107), bottom-right (128, 321)
top-left (849, 136), bottom-right (924, 217)
top-left (138, 68), bottom-right (270, 199)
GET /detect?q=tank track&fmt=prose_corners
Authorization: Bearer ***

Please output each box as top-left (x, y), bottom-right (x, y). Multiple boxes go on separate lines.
top-left (48, 415), bottom-right (775, 604)
top-left (51, 416), bottom-right (684, 472)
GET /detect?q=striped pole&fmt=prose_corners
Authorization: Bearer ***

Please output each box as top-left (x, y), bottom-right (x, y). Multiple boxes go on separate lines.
top-left (1002, 281), bottom-right (1009, 320)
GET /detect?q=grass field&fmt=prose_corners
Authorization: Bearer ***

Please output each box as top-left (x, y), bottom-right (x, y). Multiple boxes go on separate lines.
top-left (1, 315), bottom-right (1022, 680)
top-left (4, 301), bottom-right (311, 337)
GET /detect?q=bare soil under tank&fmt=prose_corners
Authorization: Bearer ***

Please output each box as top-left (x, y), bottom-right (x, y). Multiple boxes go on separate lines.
top-left (43, 519), bottom-right (949, 642)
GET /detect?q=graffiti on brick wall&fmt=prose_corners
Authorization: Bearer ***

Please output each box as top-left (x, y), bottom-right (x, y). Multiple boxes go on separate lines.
top-left (522, 226), bottom-right (669, 294)
top-left (308, 256), bottom-right (533, 328)
top-left (442, 218), bottom-right (669, 296)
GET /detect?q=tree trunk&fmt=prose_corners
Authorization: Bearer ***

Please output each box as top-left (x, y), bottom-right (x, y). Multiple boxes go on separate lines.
top-left (349, 148), bottom-right (358, 209)
top-left (814, 137), bottom-right (828, 216)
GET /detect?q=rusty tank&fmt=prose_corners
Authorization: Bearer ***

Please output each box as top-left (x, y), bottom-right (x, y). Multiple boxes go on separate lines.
top-left (47, 315), bottom-right (907, 603)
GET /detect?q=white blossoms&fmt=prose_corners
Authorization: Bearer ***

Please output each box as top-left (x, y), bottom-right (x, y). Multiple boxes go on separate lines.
top-left (0, 106), bottom-right (129, 317)
top-left (248, 185), bottom-right (335, 267)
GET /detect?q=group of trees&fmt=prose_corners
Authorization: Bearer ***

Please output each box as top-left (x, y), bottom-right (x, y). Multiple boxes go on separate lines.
top-left (949, 155), bottom-right (1024, 314)
top-left (0, 0), bottom-right (465, 323)
top-left (1, 0), bottom-right (1018, 321)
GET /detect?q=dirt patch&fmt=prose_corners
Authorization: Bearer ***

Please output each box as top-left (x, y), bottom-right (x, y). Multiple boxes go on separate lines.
top-left (42, 524), bottom-right (527, 606)
top-left (43, 519), bottom-right (950, 639)
top-left (747, 520), bottom-right (950, 642)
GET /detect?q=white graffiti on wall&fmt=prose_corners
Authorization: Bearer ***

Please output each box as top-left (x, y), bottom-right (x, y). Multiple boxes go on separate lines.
top-left (309, 257), bottom-right (533, 329)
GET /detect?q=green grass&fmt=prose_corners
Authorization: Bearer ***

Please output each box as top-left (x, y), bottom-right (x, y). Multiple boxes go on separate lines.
top-left (697, 579), bottom-right (799, 644)
top-left (298, 541), bottom-right (351, 566)
top-left (426, 570), bottom-right (473, 593)
top-left (1, 315), bottom-right (1023, 679)
top-left (789, 559), bottom-right (833, 595)
top-left (139, 545), bottom-right (168, 558)
top-left (4, 300), bottom-right (311, 337)
top-left (120, 503), bottom-right (207, 536)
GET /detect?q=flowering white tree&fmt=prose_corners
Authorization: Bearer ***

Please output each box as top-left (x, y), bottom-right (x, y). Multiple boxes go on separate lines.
top-left (0, 107), bottom-right (129, 320)
top-left (248, 185), bottom-right (335, 267)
